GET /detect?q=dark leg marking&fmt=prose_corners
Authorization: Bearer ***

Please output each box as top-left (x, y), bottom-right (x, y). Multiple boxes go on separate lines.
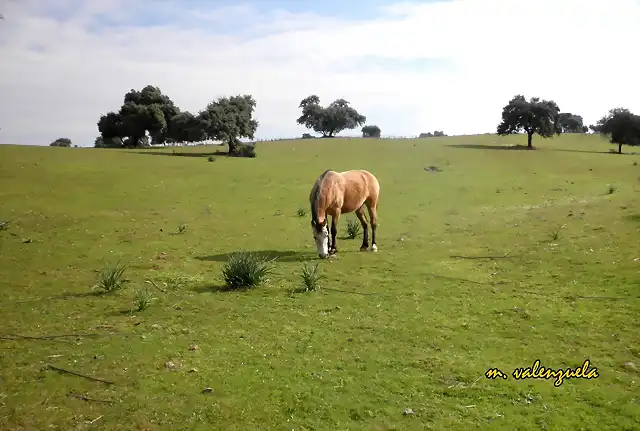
top-left (355, 206), bottom-right (369, 251)
top-left (367, 201), bottom-right (378, 251)
top-left (330, 216), bottom-right (338, 254)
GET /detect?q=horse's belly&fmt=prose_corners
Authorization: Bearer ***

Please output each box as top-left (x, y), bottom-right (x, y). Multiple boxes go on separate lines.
top-left (341, 196), bottom-right (366, 213)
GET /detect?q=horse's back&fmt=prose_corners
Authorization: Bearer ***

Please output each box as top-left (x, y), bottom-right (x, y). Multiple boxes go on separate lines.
top-left (338, 170), bottom-right (379, 195)
top-left (334, 170), bottom-right (379, 212)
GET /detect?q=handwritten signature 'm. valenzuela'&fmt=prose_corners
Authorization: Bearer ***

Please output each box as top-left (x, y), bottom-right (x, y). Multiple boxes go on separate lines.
top-left (485, 359), bottom-right (599, 387)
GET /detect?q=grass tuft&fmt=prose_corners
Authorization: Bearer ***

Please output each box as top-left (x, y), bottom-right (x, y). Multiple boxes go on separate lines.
top-left (296, 207), bottom-right (307, 217)
top-left (346, 218), bottom-right (361, 239)
top-left (221, 252), bottom-right (274, 290)
top-left (606, 184), bottom-right (617, 195)
top-left (547, 224), bottom-right (565, 241)
top-left (94, 260), bottom-right (127, 293)
top-left (299, 262), bottom-right (325, 292)
top-left (133, 288), bottom-right (156, 311)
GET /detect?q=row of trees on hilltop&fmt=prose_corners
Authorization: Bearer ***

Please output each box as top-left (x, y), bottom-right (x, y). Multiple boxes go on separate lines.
top-left (91, 87), bottom-right (638, 153)
top-left (94, 88), bottom-right (444, 148)
top-left (295, 96), bottom-right (447, 139)
top-left (496, 95), bottom-right (640, 153)
top-left (96, 85), bottom-right (258, 156)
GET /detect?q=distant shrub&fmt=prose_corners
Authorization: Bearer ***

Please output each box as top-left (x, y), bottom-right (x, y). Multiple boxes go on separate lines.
top-left (94, 136), bottom-right (124, 148)
top-left (232, 143), bottom-right (256, 158)
top-left (418, 131), bottom-right (447, 138)
top-left (208, 156), bottom-right (216, 162)
top-left (301, 133), bottom-right (314, 139)
top-left (362, 125), bottom-right (381, 138)
top-left (221, 252), bottom-right (274, 290)
top-left (50, 138), bottom-right (72, 147)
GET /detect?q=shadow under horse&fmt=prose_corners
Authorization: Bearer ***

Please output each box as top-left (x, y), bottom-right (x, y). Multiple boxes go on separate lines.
top-left (195, 250), bottom-right (315, 263)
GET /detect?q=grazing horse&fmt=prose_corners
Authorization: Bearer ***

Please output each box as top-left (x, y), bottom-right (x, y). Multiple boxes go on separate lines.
top-left (309, 169), bottom-right (380, 259)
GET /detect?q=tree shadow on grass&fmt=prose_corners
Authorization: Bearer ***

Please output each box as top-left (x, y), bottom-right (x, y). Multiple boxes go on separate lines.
top-left (127, 150), bottom-right (228, 158)
top-left (105, 309), bottom-right (134, 317)
top-left (445, 144), bottom-right (536, 151)
top-left (14, 291), bottom-right (100, 304)
top-left (195, 250), bottom-right (315, 263)
top-left (624, 213), bottom-right (640, 223)
top-left (191, 283), bottom-right (239, 294)
top-left (445, 143), bottom-right (636, 155)
top-left (543, 148), bottom-right (627, 155)
top-left (337, 235), bottom-right (360, 241)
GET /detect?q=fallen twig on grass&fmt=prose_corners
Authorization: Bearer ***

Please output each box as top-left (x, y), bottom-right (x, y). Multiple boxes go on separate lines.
top-left (496, 287), bottom-right (640, 301)
top-left (47, 365), bottom-right (115, 385)
top-left (1, 334), bottom-right (75, 343)
top-left (321, 287), bottom-right (396, 297)
top-left (450, 254), bottom-right (515, 260)
top-left (88, 415), bottom-right (104, 424)
top-left (426, 274), bottom-right (493, 285)
top-left (68, 391), bottom-right (114, 404)
top-left (0, 333), bottom-right (107, 343)
top-left (145, 279), bottom-right (166, 293)
top-left (567, 295), bottom-right (639, 301)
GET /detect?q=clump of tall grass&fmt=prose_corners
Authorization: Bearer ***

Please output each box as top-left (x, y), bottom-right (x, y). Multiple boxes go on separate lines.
top-left (133, 288), bottom-right (156, 311)
top-left (346, 218), bottom-right (361, 239)
top-left (221, 252), bottom-right (275, 290)
top-left (299, 262), bottom-right (325, 292)
top-left (94, 260), bottom-right (127, 293)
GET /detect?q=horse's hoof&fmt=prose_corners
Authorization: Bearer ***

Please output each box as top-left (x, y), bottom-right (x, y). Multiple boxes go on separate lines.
top-left (359, 246), bottom-right (368, 252)
top-left (371, 244), bottom-right (378, 252)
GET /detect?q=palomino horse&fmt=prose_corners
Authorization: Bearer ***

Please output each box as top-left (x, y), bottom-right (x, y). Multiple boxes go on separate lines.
top-left (309, 169), bottom-right (380, 259)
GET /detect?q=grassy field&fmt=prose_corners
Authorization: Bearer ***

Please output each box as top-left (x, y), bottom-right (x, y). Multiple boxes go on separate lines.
top-left (1, 133), bottom-right (639, 430)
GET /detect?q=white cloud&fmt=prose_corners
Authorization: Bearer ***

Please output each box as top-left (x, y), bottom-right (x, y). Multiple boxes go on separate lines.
top-left (0, 0), bottom-right (639, 146)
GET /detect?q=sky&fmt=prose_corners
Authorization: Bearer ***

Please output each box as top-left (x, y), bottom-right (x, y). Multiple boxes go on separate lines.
top-left (1, 0), bottom-right (640, 146)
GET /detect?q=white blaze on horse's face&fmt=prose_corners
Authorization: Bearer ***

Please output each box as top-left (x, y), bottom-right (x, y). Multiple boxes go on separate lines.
top-left (313, 223), bottom-right (329, 258)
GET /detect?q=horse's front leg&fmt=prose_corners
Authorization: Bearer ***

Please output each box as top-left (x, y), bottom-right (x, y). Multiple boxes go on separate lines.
top-left (330, 213), bottom-right (339, 254)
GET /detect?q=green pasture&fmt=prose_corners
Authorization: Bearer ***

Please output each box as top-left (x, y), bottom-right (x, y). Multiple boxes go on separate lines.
top-left (0, 134), bottom-right (639, 430)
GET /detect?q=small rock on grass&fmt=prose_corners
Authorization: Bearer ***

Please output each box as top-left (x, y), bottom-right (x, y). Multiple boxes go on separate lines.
top-left (403, 408), bottom-right (415, 416)
top-left (202, 387), bottom-right (213, 393)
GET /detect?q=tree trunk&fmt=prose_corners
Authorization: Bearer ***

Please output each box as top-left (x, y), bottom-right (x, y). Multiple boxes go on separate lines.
top-left (527, 132), bottom-right (533, 148)
top-left (227, 138), bottom-right (239, 155)
top-left (619, 143), bottom-right (622, 154)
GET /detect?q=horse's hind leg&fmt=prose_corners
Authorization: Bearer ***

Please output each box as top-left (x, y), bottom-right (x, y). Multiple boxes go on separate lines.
top-left (366, 199), bottom-right (378, 252)
top-left (355, 205), bottom-right (369, 251)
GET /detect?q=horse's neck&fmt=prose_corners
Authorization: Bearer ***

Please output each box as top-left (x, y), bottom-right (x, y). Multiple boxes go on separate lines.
top-left (314, 201), bottom-right (327, 222)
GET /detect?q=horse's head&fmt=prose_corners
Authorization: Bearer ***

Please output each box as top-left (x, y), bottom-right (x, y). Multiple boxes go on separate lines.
top-left (311, 218), bottom-right (329, 258)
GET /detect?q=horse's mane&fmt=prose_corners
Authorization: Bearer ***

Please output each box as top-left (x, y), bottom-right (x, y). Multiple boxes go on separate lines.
top-left (311, 169), bottom-right (332, 226)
